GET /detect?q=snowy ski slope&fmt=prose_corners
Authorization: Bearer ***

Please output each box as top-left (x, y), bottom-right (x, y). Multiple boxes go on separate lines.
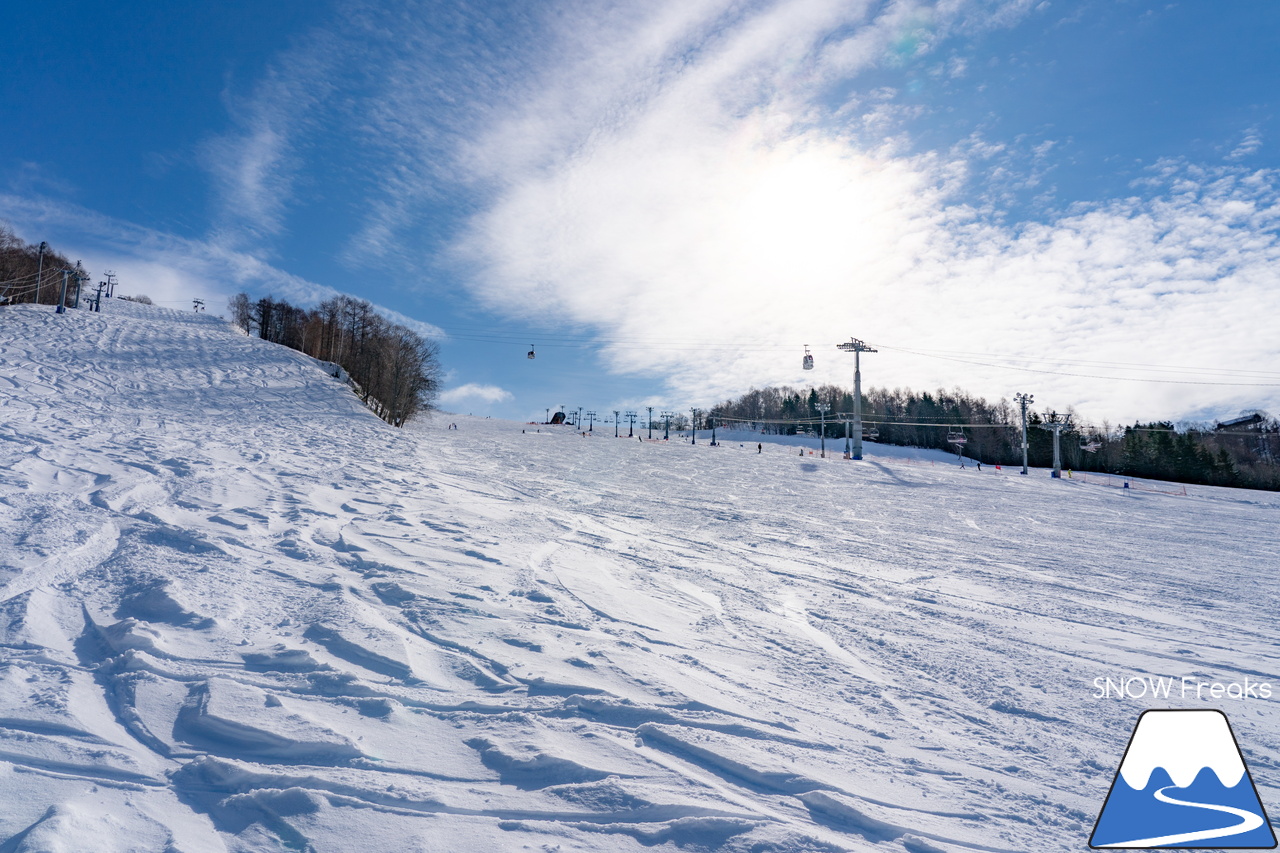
top-left (1, 300), bottom-right (1278, 852)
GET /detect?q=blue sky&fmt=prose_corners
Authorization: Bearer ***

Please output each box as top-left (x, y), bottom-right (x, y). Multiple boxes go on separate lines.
top-left (3, 0), bottom-right (1279, 426)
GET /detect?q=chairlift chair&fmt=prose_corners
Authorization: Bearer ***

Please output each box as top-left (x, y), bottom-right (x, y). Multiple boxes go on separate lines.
top-left (946, 429), bottom-right (967, 445)
top-left (862, 426), bottom-right (879, 441)
top-left (802, 345), bottom-right (814, 371)
top-left (527, 344), bottom-right (536, 360)
top-left (1080, 438), bottom-right (1101, 453)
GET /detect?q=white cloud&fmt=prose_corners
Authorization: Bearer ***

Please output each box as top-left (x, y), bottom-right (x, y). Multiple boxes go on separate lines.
top-left (17, 0), bottom-right (1274, 426)
top-left (439, 383), bottom-right (513, 405)
top-left (200, 29), bottom-right (343, 245)
top-left (446, 0), bottom-right (1280, 423)
top-left (0, 194), bottom-right (442, 340)
top-left (1228, 127), bottom-right (1263, 161)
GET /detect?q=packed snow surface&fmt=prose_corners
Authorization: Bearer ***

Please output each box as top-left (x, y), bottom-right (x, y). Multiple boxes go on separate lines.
top-left (1, 300), bottom-right (1278, 852)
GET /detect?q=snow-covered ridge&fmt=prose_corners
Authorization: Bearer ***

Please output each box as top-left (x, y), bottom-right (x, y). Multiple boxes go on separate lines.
top-left (1, 300), bottom-right (1278, 851)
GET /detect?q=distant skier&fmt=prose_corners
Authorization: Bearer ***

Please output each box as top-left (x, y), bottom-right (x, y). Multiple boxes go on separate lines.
top-left (757, 443), bottom-right (762, 453)
top-left (976, 461), bottom-right (981, 471)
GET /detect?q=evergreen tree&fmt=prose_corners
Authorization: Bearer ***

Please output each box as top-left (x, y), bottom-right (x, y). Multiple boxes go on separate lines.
top-left (705, 384), bottom-right (1278, 491)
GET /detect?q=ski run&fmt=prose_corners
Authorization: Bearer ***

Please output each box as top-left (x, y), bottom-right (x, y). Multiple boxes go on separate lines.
top-left (1, 299), bottom-right (1277, 852)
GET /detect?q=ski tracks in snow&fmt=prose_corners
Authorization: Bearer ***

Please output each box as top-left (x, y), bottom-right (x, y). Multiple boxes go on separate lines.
top-left (2, 302), bottom-right (1279, 851)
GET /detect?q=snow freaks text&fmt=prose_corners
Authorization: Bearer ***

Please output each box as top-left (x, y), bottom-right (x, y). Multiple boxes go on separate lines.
top-left (1093, 675), bottom-right (1273, 701)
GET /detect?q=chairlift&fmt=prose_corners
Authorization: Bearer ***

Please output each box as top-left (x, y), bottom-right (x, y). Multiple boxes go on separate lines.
top-left (1080, 438), bottom-right (1101, 453)
top-left (527, 344), bottom-right (536, 360)
top-left (802, 345), bottom-right (814, 371)
top-left (862, 426), bottom-right (879, 441)
top-left (946, 429), bottom-right (967, 445)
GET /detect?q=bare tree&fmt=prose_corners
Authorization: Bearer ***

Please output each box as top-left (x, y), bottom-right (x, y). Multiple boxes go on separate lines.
top-left (228, 291), bottom-right (441, 426)
top-left (227, 293), bottom-right (253, 333)
top-left (0, 224), bottom-right (73, 308)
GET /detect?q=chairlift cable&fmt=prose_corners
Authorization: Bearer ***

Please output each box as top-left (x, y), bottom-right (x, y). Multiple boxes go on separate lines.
top-left (867, 342), bottom-right (1280, 387)
top-left (433, 324), bottom-right (1279, 386)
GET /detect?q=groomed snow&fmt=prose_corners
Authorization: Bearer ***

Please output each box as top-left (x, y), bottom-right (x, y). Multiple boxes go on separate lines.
top-left (1, 300), bottom-right (1278, 852)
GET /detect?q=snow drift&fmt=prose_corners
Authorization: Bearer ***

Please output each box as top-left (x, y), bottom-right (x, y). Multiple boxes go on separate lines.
top-left (1, 299), bottom-right (1278, 851)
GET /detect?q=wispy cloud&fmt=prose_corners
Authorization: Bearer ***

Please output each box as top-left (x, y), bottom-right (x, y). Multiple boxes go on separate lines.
top-left (197, 1), bottom-right (546, 273)
top-left (200, 27), bottom-right (343, 246)
top-left (1228, 127), bottom-right (1263, 161)
top-left (0, 194), bottom-right (443, 339)
top-left (440, 0), bottom-right (1280, 422)
top-left (202, 125), bottom-right (294, 242)
top-left (16, 0), bottom-right (1274, 424)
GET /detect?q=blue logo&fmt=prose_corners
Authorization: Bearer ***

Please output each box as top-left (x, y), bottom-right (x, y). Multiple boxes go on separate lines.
top-left (1091, 709), bottom-right (1276, 848)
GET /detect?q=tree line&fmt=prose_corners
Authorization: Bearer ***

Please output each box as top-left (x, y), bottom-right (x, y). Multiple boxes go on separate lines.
top-left (228, 292), bottom-right (441, 427)
top-left (705, 384), bottom-right (1280, 491)
top-left (0, 224), bottom-right (80, 307)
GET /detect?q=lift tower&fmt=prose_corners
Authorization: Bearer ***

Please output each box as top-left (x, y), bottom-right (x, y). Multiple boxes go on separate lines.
top-left (1014, 392), bottom-right (1034, 475)
top-left (836, 338), bottom-right (877, 460)
top-left (815, 403), bottom-right (830, 458)
top-left (1038, 410), bottom-right (1072, 479)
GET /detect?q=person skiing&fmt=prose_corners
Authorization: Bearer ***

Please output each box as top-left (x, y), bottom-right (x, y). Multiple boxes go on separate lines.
top-left (757, 443), bottom-right (762, 453)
